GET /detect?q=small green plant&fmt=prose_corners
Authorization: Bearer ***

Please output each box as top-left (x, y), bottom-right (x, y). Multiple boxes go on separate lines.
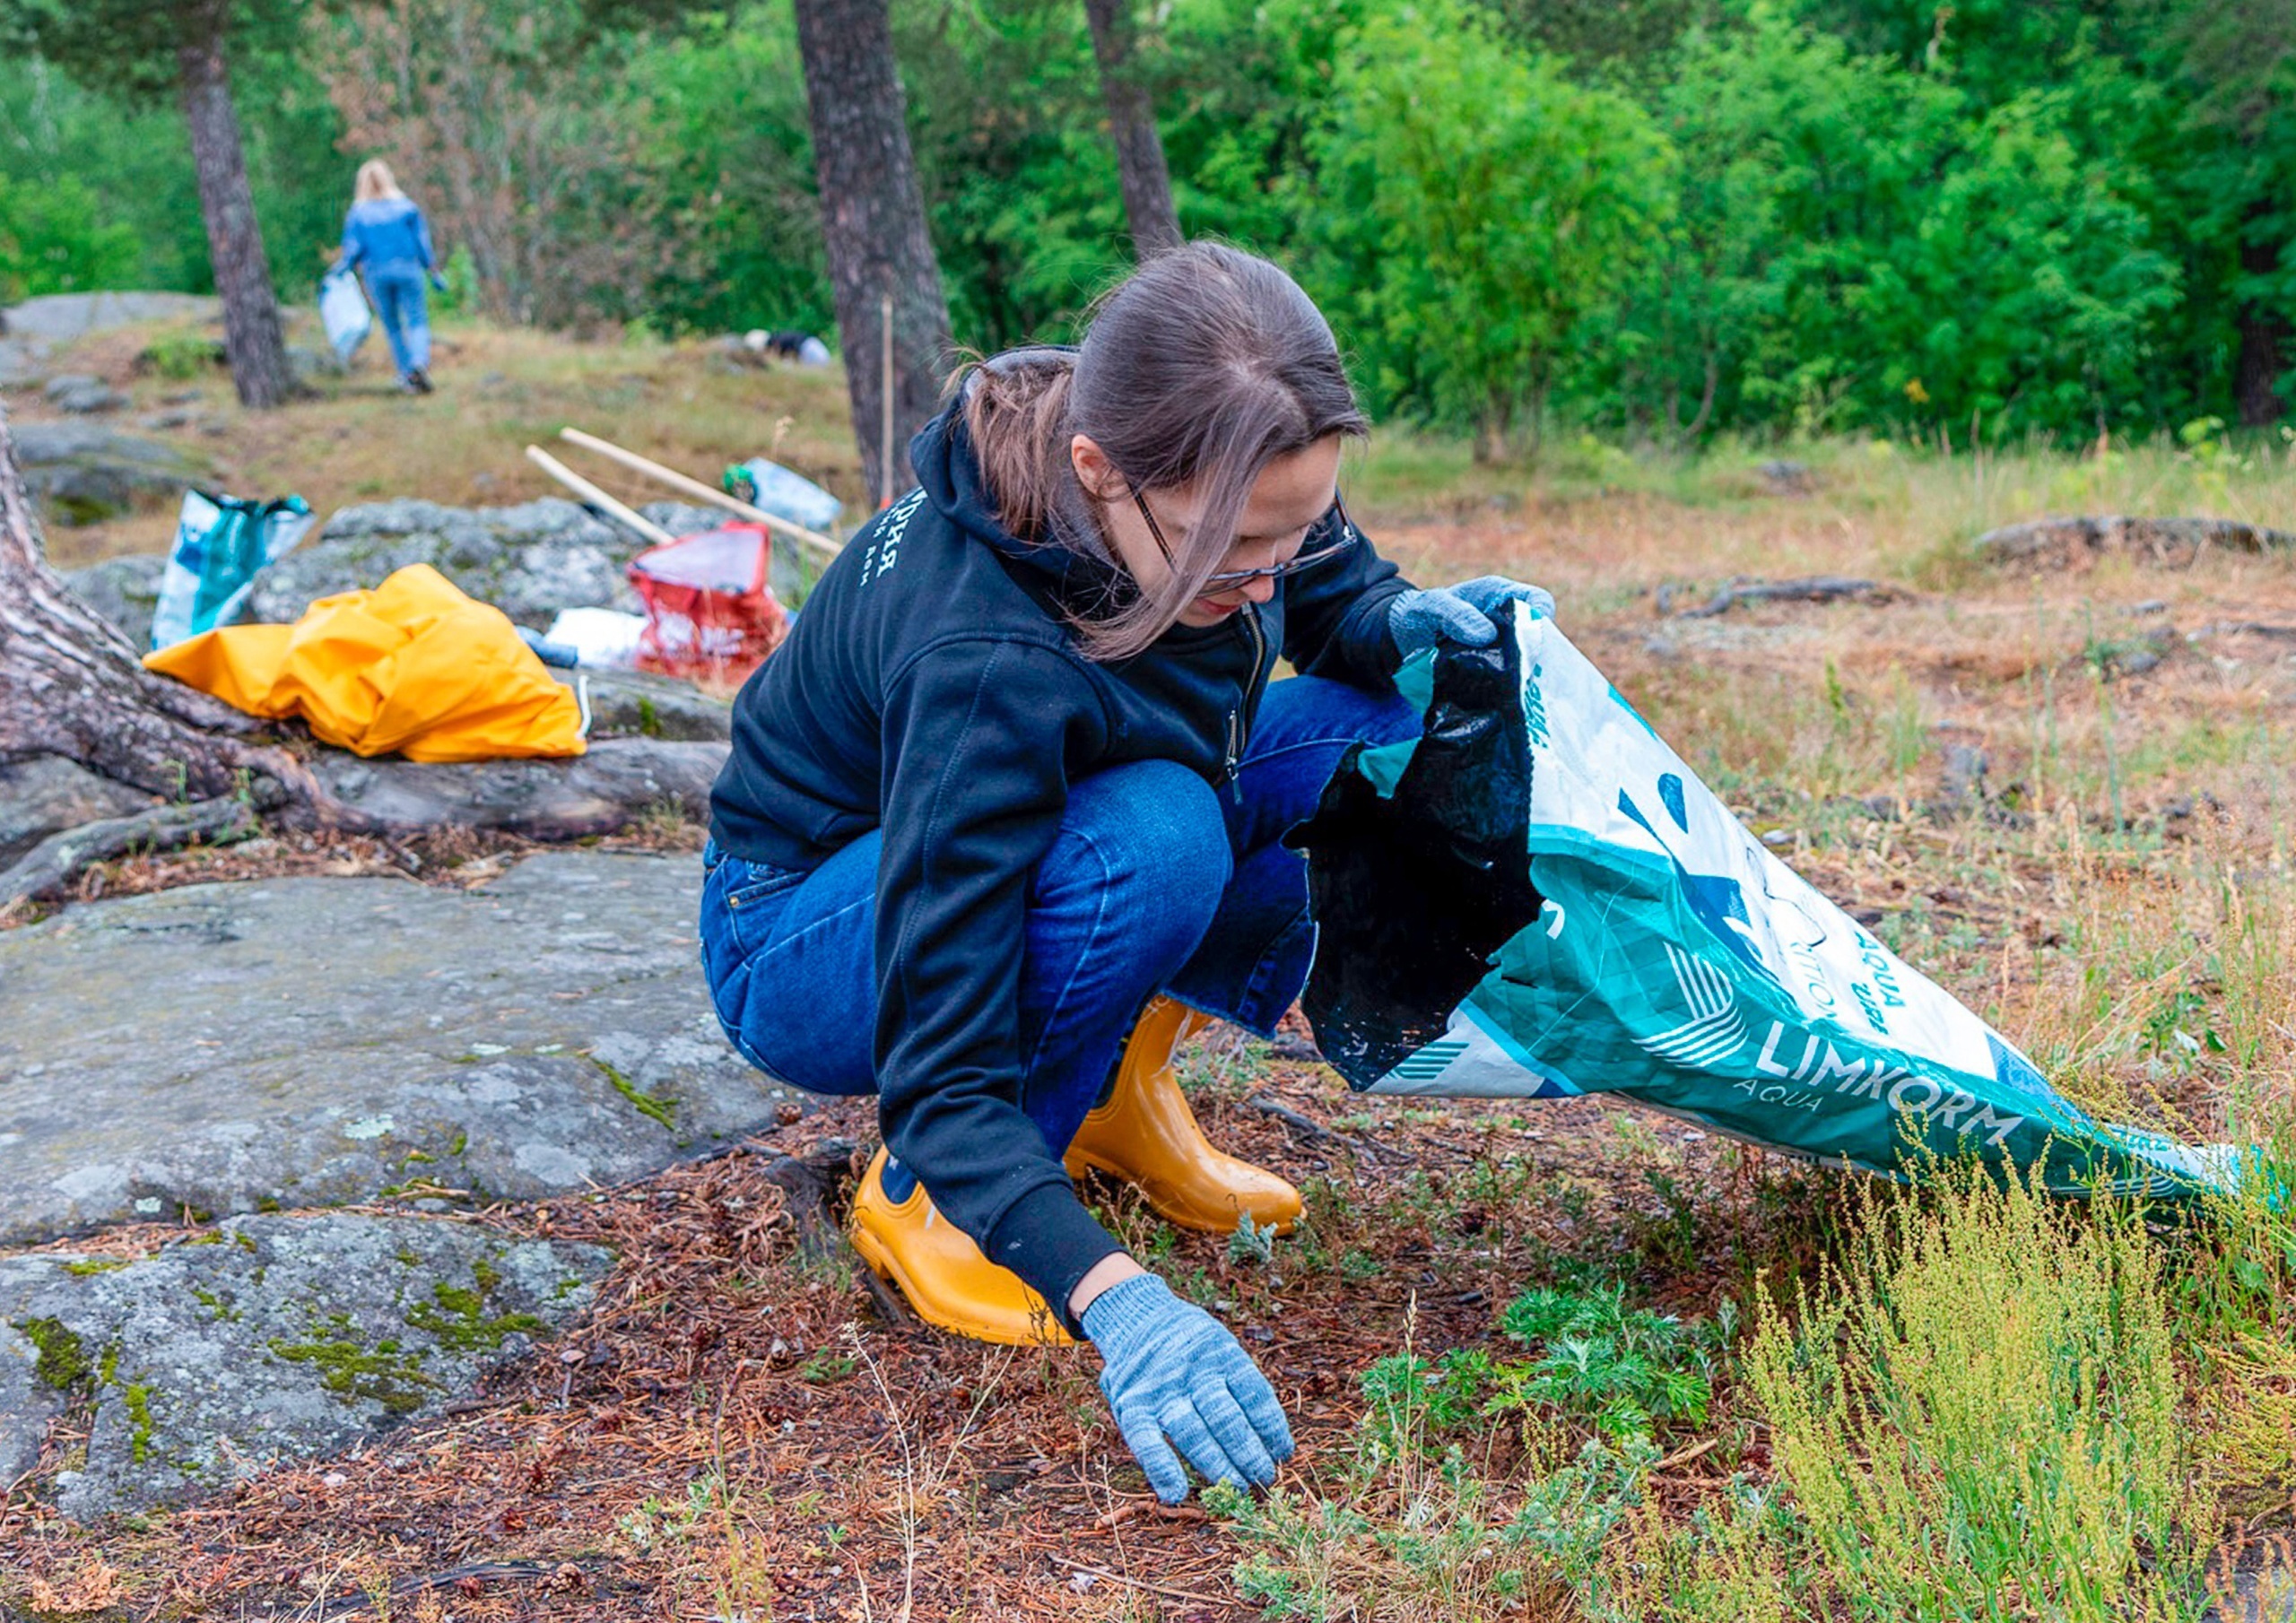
top-left (1226, 1211), bottom-right (1279, 1267)
top-left (797, 1349), bottom-right (857, 1384)
top-left (1488, 1281), bottom-right (1718, 1441)
top-left (141, 330), bottom-right (224, 380)
top-left (1627, 1167), bottom-right (1702, 1273)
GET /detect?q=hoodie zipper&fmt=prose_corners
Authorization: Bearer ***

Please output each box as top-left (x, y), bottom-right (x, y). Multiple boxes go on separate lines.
top-left (1224, 603), bottom-right (1268, 800)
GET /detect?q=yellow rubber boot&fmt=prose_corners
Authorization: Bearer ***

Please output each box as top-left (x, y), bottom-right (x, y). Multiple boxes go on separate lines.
top-left (1064, 996), bottom-right (1303, 1235)
top-left (848, 1146), bottom-right (1074, 1347)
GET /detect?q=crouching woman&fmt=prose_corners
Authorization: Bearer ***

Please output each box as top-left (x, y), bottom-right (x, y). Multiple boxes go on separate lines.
top-left (698, 243), bottom-right (1551, 1502)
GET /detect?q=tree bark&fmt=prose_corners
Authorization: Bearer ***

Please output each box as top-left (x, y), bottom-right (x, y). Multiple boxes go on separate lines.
top-left (791, 0), bottom-right (954, 502)
top-left (178, 34), bottom-right (294, 412)
top-left (1082, 0), bottom-right (1183, 259)
top-left (0, 399), bottom-right (304, 808)
top-left (2236, 216), bottom-right (2289, 428)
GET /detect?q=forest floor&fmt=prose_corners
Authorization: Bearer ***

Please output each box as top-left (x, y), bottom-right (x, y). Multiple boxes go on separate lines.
top-left (4, 317), bottom-right (2295, 1619)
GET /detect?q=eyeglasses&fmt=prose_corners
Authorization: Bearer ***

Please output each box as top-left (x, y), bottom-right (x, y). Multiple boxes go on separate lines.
top-left (1131, 489), bottom-right (1359, 590)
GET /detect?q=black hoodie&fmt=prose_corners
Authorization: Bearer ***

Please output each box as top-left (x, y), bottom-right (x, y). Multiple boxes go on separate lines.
top-left (709, 395), bottom-right (1412, 1327)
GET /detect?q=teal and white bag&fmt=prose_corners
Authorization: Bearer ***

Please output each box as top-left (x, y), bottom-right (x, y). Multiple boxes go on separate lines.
top-left (148, 490), bottom-right (315, 652)
top-left (1296, 606), bottom-right (2244, 1198)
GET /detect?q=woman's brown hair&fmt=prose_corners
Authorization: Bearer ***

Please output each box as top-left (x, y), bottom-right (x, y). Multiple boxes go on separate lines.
top-left (961, 243), bottom-right (1366, 660)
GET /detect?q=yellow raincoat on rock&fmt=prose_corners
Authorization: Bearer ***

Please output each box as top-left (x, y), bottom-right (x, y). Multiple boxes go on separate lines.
top-left (144, 564), bottom-right (587, 762)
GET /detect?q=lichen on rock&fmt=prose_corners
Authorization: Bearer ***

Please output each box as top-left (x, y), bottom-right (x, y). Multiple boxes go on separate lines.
top-left (0, 1215), bottom-right (613, 1522)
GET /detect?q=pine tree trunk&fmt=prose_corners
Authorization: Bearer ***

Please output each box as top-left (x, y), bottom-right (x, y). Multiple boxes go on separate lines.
top-left (1082, 0), bottom-right (1182, 259)
top-left (792, 0), bottom-right (955, 502)
top-left (0, 399), bottom-right (300, 805)
top-left (2236, 221), bottom-right (2288, 428)
top-left (178, 34), bottom-right (293, 412)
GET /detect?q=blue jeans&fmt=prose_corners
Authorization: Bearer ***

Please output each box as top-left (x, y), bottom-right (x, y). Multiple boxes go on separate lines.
top-left (698, 674), bottom-right (1419, 1186)
top-left (367, 266), bottom-right (431, 378)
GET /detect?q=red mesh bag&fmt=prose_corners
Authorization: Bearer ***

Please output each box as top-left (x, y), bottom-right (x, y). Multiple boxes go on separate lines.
top-left (626, 523), bottom-right (789, 688)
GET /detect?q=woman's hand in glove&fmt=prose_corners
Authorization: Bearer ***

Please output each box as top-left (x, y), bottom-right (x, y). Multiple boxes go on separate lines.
top-left (1082, 1273), bottom-right (1294, 1503)
top-left (1387, 576), bottom-right (1557, 660)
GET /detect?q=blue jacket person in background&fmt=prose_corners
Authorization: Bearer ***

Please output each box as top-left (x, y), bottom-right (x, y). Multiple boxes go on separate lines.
top-left (335, 160), bottom-right (444, 394)
top-left (700, 243), bottom-right (1554, 1504)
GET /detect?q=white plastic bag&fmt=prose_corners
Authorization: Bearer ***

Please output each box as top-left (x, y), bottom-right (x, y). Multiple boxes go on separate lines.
top-left (544, 607), bottom-right (648, 668)
top-left (319, 269), bottom-right (372, 362)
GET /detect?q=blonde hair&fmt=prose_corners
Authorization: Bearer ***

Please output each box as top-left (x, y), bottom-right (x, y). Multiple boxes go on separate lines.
top-left (353, 161), bottom-right (404, 204)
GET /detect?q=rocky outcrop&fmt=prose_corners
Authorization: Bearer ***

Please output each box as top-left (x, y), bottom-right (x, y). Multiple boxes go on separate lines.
top-left (0, 850), bottom-right (785, 1245)
top-left (62, 495), bottom-right (812, 647)
top-left (248, 498), bottom-right (648, 629)
top-left (552, 667), bottom-right (731, 742)
top-left (58, 553), bottom-right (166, 649)
top-left (41, 374), bottom-right (126, 415)
top-left (1977, 515), bottom-right (2296, 569)
top-left (2, 291), bottom-right (221, 343)
top-left (13, 422), bottom-right (209, 525)
top-left (0, 1214), bottom-right (613, 1519)
top-left (309, 736), bottom-right (726, 835)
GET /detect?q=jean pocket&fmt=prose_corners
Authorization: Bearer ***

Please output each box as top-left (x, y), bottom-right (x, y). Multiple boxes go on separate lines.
top-left (720, 855), bottom-right (809, 911)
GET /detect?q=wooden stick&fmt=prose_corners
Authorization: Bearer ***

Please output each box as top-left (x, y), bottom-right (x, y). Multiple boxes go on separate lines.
top-left (1247, 1093), bottom-right (1403, 1162)
top-left (557, 426), bottom-right (840, 560)
top-left (880, 292), bottom-right (895, 508)
top-left (523, 446), bottom-right (674, 545)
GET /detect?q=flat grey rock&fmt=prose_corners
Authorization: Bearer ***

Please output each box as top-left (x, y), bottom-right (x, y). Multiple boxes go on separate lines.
top-left (59, 553), bottom-right (165, 652)
top-left (13, 421), bottom-right (207, 526)
top-left (0, 756), bottom-right (157, 870)
top-left (0, 850), bottom-right (787, 1246)
top-left (0, 1321), bottom-right (63, 1485)
top-left (251, 498), bottom-right (647, 629)
top-left (555, 667), bottom-right (731, 742)
top-left (312, 735), bottom-right (726, 836)
top-left (286, 343), bottom-right (345, 386)
top-left (0, 1213), bottom-right (612, 1519)
top-left (0, 336), bottom-right (48, 391)
top-left (1, 292), bottom-right (219, 343)
top-left (42, 373), bottom-right (126, 415)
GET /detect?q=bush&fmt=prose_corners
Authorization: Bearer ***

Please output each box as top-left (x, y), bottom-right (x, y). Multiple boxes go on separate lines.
top-left (1309, 0), bottom-right (1671, 459)
top-left (0, 173), bottom-right (137, 303)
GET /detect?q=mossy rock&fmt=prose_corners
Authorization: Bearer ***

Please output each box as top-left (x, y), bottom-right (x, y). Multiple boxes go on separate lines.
top-left (0, 1216), bottom-right (613, 1523)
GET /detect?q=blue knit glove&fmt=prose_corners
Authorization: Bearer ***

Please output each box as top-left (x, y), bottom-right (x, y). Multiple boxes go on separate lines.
top-left (1387, 576), bottom-right (1557, 661)
top-left (1083, 1274), bottom-right (1294, 1503)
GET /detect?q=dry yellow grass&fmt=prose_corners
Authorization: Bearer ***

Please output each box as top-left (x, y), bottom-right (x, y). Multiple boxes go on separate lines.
top-left (17, 315), bottom-right (861, 570)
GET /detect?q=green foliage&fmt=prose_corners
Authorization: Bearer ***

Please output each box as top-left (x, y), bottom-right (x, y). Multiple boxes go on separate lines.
top-left (140, 330), bottom-right (226, 380)
top-left (1357, 1280), bottom-right (1723, 1457)
top-left (6, 0), bottom-right (2295, 439)
top-left (0, 0), bottom-right (301, 104)
top-left (1226, 1210), bottom-right (1279, 1267)
top-left (0, 172), bottom-right (136, 301)
top-left (1310, 0), bottom-right (1672, 457)
top-left (0, 48), bottom-right (344, 302)
top-left (1489, 1281), bottom-right (1718, 1440)
top-left (1211, 1408), bottom-right (1665, 1618)
top-left (1592, 13), bottom-right (2179, 443)
top-left (609, 5), bottom-right (831, 336)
